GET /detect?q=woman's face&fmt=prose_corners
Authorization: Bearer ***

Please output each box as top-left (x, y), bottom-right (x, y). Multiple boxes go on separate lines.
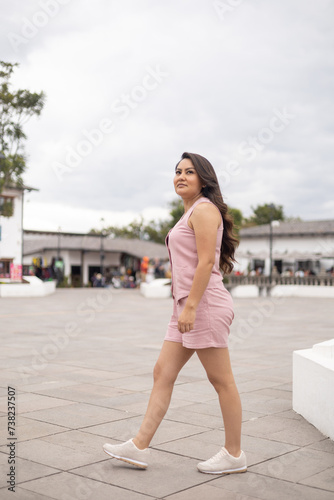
top-left (174, 158), bottom-right (203, 199)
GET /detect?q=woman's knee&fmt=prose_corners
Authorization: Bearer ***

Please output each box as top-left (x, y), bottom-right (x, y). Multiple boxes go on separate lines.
top-left (153, 361), bottom-right (177, 386)
top-left (207, 373), bottom-right (235, 393)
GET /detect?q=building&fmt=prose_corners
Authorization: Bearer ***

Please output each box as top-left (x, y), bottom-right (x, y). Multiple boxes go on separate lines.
top-left (0, 185), bottom-right (37, 281)
top-left (23, 230), bottom-right (169, 286)
top-left (235, 219), bottom-right (334, 275)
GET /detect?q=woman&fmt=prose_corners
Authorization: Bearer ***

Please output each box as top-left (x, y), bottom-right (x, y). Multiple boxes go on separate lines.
top-left (103, 152), bottom-right (246, 475)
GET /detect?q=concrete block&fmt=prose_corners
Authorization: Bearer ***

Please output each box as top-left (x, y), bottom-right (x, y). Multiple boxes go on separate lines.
top-left (140, 278), bottom-right (171, 298)
top-left (272, 285), bottom-right (334, 298)
top-left (0, 276), bottom-right (56, 297)
top-left (230, 285), bottom-right (259, 298)
top-left (293, 339), bottom-right (334, 440)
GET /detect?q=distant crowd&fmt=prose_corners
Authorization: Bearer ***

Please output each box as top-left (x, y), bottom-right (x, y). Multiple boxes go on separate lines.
top-left (233, 266), bottom-right (334, 277)
top-left (91, 258), bottom-right (171, 289)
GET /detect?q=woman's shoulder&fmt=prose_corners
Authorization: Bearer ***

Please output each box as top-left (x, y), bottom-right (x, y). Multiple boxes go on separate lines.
top-left (192, 199), bottom-right (220, 217)
top-left (189, 199), bottom-right (222, 227)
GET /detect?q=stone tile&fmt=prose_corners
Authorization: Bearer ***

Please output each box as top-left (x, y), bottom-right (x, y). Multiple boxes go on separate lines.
top-left (242, 410), bottom-right (267, 422)
top-left (180, 401), bottom-right (224, 418)
top-left (212, 472), bottom-right (334, 500)
top-left (96, 374), bottom-right (154, 392)
top-left (300, 466), bottom-right (334, 491)
top-left (0, 387), bottom-right (10, 397)
top-left (155, 435), bottom-right (224, 462)
top-left (1, 292), bottom-right (334, 500)
top-left (85, 414), bottom-right (208, 446)
top-left (71, 449), bottom-right (210, 498)
top-left (19, 471), bottom-right (148, 500)
top-left (9, 487), bottom-right (54, 499)
top-left (156, 431), bottom-right (298, 467)
top-left (0, 416), bottom-right (68, 443)
top-left (308, 438), bottom-right (334, 454)
top-left (88, 371), bottom-right (128, 382)
top-left (166, 483), bottom-right (258, 500)
top-left (13, 432), bottom-right (107, 470)
top-left (17, 379), bottom-right (80, 393)
top-left (237, 379), bottom-right (285, 393)
top-left (0, 456), bottom-right (58, 488)
top-left (20, 402), bottom-right (127, 429)
top-left (90, 391), bottom-right (150, 410)
top-left (84, 415), bottom-right (147, 440)
top-left (164, 407), bottom-right (224, 429)
top-left (0, 393), bottom-right (75, 414)
top-left (250, 387), bottom-right (292, 400)
top-left (242, 415), bottom-right (326, 446)
top-left (33, 383), bottom-right (132, 405)
top-left (240, 392), bottom-right (292, 415)
top-left (0, 370), bottom-right (60, 388)
top-left (273, 409), bottom-right (303, 420)
top-left (51, 367), bottom-right (122, 384)
top-left (158, 383), bottom-right (216, 403)
top-left (250, 447), bottom-right (334, 483)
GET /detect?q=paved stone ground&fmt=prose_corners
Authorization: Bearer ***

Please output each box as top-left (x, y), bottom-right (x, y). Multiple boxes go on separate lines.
top-left (0, 288), bottom-right (333, 500)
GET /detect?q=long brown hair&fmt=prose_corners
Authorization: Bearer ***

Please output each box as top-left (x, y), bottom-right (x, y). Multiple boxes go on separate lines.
top-left (177, 152), bottom-right (239, 275)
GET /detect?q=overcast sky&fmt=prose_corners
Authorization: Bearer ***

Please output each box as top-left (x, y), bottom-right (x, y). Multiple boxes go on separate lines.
top-left (2, 0), bottom-right (333, 232)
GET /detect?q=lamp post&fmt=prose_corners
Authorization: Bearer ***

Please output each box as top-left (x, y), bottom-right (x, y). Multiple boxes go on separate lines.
top-left (100, 218), bottom-right (105, 277)
top-left (268, 203), bottom-right (275, 287)
top-left (57, 226), bottom-right (61, 259)
top-left (100, 230), bottom-right (106, 276)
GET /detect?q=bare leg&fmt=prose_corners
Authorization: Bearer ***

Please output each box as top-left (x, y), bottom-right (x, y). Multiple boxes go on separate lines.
top-left (133, 341), bottom-right (194, 450)
top-left (196, 347), bottom-right (242, 457)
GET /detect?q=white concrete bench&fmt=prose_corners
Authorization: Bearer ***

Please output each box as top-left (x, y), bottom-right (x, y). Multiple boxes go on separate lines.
top-left (0, 276), bottom-right (56, 297)
top-left (293, 339), bottom-right (334, 440)
top-left (140, 278), bottom-right (172, 299)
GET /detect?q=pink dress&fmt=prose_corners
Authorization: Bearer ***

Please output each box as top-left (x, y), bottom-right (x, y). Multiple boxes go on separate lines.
top-left (164, 197), bottom-right (234, 349)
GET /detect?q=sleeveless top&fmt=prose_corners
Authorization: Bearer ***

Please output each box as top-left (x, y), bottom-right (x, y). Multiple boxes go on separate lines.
top-left (165, 197), bottom-right (224, 302)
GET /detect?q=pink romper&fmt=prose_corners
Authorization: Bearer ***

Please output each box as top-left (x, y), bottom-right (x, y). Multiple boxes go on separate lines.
top-left (164, 197), bottom-right (234, 349)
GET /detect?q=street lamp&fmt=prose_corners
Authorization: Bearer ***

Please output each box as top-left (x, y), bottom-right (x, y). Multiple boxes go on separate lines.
top-left (57, 226), bottom-right (61, 259)
top-left (100, 218), bottom-right (105, 276)
top-left (100, 229), bottom-right (106, 276)
top-left (268, 203), bottom-right (275, 287)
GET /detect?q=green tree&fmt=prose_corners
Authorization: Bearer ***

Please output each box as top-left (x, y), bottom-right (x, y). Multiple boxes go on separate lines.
top-left (229, 207), bottom-right (243, 235)
top-left (90, 199), bottom-right (185, 243)
top-left (90, 199), bottom-right (246, 244)
top-left (168, 198), bottom-right (184, 226)
top-left (0, 61), bottom-right (46, 192)
top-left (244, 203), bottom-right (285, 226)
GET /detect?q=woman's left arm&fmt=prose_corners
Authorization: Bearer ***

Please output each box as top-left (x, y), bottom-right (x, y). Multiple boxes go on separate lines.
top-left (177, 203), bottom-right (221, 334)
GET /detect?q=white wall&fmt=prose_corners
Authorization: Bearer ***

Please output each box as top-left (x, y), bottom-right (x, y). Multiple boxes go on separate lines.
top-left (23, 249), bottom-right (122, 285)
top-left (235, 233), bottom-right (334, 274)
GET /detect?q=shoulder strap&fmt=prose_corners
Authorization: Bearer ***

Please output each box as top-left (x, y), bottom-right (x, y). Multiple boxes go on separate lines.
top-left (184, 197), bottom-right (223, 228)
top-left (183, 197), bottom-right (210, 222)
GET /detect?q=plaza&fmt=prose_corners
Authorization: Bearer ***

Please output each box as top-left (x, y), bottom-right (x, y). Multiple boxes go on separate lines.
top-left (0, 289), bottom-right (333, 499)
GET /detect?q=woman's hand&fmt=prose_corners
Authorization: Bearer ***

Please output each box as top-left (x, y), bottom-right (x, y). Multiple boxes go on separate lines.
top-left (178, 304), bottom-right (196, 333)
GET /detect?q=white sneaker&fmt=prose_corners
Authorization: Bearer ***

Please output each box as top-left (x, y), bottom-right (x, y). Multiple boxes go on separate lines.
top-left (103, 439), bottom-right (150, 469)
top-left (197, 447), bottom-right (247, 475)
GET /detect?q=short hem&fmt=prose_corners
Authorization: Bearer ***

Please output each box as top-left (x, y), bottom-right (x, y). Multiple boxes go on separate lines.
top-left (164, 337), bottom-right (229, 350)
top-left (183, 343), bottom-right (229, 349)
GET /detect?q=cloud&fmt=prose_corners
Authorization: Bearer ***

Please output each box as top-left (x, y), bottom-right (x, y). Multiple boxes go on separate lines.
top-left (1, 0), bottom-right (333, 230)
